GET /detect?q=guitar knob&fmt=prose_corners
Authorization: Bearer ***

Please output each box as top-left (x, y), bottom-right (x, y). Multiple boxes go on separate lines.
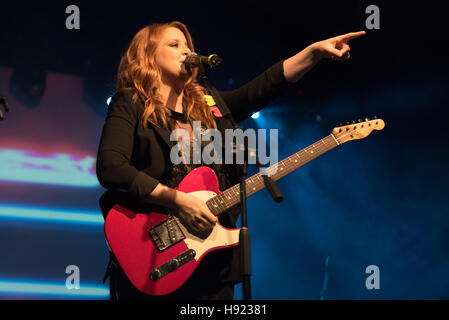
top-left (150, 269), bottom-right (162, 281)
top-left (373, 115), bottom-right (377, 119)
top-left (351, 120), bottom-right (356, 124)
top-left (346, 121), bottom-right (350, 125)
top-left (358, 119), bottom-right (363, 123)
top-left (170, 258), bottom-right (181, 270)
top-left (365, 117), bottom-right (370, 121)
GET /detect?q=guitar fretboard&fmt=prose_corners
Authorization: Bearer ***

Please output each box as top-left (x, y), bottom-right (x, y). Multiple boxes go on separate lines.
top-left (206, 134), bottom-right (339, 215)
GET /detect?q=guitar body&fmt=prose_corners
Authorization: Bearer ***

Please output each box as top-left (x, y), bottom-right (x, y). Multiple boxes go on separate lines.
top-left (104, 166), bottom-right (240, 296)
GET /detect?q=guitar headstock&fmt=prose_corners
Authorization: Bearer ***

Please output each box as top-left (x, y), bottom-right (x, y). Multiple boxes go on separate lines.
top-left (332, 117), bottom-right (385, 144)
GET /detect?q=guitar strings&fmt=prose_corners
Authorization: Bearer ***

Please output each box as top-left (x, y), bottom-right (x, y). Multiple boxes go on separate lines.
top-left (207, 135), bottom-right (337, 214)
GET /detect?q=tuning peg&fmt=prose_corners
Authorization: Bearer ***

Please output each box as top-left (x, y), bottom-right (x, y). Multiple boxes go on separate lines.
top-left (358, 119), bottom-right (363, 123)
top-left (346, 121), bottom-right (350, 125)
top-left (339, 122), bottom-right (343, 126)
top-left (365, 117), bottom-right (370, 121)
top-left (351, 120), bottom-right (356, 124)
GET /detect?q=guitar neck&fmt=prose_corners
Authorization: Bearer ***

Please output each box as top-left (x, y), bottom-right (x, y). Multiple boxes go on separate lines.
top-left (207, 134), bottom-right (340, 215)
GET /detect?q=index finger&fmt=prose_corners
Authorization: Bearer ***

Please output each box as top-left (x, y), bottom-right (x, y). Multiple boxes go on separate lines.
top-left (339, 31), bottom-right (366, 42)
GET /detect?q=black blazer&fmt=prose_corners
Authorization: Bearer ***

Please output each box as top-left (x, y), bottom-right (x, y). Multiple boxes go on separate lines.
top-left (97, 60), bottom-right (291, 217)
top-left (96, 60), bottom-right (292, 284)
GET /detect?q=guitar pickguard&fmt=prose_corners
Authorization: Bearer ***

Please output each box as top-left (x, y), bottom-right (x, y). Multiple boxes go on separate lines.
top-left (176, 190), bottom-right (240, 262)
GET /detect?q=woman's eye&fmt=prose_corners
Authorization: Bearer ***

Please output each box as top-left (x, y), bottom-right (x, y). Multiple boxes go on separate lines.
top-left (170, 43), bottom-right (178, 47)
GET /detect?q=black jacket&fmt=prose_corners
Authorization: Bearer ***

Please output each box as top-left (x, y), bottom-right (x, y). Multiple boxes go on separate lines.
top-left (96, 60), bottom-right (292, 285)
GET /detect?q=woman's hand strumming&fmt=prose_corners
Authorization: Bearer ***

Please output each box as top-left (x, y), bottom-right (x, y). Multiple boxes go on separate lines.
top-left (175, 192), bottom-right (218, 234)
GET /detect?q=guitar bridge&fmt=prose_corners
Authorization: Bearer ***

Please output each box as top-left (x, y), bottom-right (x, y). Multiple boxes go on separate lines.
top-left (148, 216), bottom-right (185, 252)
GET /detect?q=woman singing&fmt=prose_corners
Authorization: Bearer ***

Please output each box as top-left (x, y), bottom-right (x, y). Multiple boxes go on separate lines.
top-left (96, 20), bottom-right (365, 300)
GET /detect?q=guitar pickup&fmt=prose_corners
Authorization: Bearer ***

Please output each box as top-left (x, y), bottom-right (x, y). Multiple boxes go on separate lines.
top-left (148, 216), bottom-right (185, 252)
top-left (150, 249), bottom-right (196, 282)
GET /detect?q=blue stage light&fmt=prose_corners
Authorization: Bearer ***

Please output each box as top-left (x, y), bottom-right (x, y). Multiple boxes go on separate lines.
top-left (0, 279), bottom-right (109, 299)
top-left (251, 112), bottom-right (260, 119)
top-left (0, 204), bottom-right (103, 225)
top-left (106, 97), bottom-right (112, 105)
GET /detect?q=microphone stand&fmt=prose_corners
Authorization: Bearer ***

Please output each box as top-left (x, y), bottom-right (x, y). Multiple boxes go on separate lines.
top-left (197, 62), bottom-right (283, 300)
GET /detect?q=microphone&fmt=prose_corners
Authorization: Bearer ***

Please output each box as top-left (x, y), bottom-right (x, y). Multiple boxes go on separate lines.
top-left (184, 53), bottom-right (222, 69)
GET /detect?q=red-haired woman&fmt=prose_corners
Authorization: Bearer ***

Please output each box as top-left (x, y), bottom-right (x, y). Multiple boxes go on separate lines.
top-left (97, 21), bottom-right (365, 300)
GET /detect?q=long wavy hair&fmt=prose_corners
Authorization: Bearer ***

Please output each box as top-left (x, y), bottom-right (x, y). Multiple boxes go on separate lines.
top-left (116, 21), bottom-right (217, 130)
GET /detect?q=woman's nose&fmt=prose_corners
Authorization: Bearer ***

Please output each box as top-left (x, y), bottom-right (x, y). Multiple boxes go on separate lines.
top-left (183, 46), bottom-right (191, 56)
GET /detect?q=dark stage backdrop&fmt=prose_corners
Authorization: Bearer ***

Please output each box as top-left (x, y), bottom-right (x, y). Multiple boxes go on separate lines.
top-left (0, 0), bottom-right (448, 300)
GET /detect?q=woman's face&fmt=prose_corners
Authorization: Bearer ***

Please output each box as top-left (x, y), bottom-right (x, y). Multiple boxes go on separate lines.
top-left (155, 27), bottom-right (192, 85)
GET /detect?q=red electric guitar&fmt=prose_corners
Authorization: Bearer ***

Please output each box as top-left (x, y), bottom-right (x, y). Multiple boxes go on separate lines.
top-left (104, 118), bottom-right (385, 295)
